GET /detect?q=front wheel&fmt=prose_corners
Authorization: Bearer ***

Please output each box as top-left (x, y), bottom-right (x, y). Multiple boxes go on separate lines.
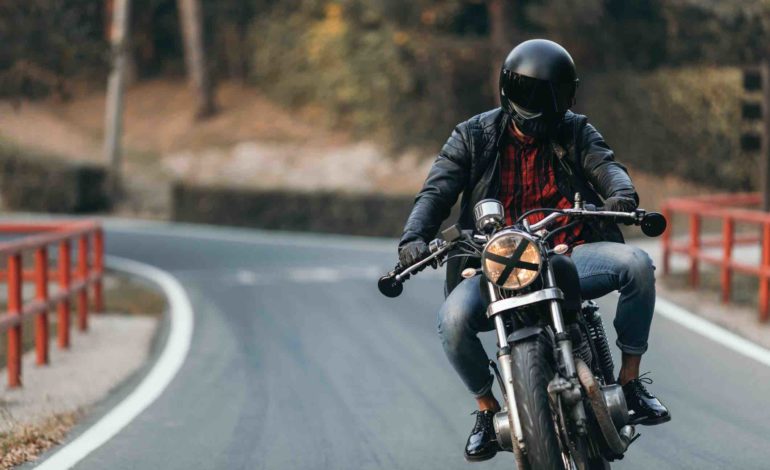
top-left (510, 332), bottom-right (564, 469)
top-left (574, 435), bottom-right (611, 470)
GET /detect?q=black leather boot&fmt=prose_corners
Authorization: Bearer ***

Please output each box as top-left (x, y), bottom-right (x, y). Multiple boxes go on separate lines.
top-left (622, 374), bottom-right (671, 426)
top-left (464, 410), bottom-right (500, 462)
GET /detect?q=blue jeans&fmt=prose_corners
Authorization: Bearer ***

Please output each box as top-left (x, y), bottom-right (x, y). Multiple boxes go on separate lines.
top-left (437, 242), bottom-right (656, 398)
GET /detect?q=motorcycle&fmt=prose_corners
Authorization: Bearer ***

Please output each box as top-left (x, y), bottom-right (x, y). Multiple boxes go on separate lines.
top-left (378, 193), bottom-right (667, 469)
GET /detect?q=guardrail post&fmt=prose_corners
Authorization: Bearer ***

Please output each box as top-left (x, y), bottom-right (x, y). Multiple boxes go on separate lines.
top-left (77, 235), bottom-right (89, 331)
top-left (662, 205), bottom-right (672, 275)
top-left (7, 253), bottom-right (22, 388)
top-left (721, 218), bottom-right (734, 304)
top-left (689, 213), bottom-right (701, 288)
top-left (94, 229), bottom-right (105, 312)
top-left (35, 247), bottom-right (49, 365)
top-left (761, 223), bottom-right (770, 322)
top-left (58, 240), bottom-right (71, 349)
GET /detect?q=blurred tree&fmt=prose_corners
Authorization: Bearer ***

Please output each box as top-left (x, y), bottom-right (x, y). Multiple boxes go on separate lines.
top-left (604, 0), bottom-right (668, 69)
top-left (0, 0), bottom-right (106, 100)
top-left (131, 0), bottom-right (184, 77)
top-left (0, 0), bottom-right (768, 191)
top-left (208, 0), bottom-right (256, 81)
top-left (487, 0), bottom-right (515, 95)
top-left (177, 0), bottom-right (217, 118)
top-left (249, 0), bottom-right (496, 145)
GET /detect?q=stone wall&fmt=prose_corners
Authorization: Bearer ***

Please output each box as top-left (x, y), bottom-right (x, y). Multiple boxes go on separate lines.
top-left (172, 182), bottom-right (419, 238)
top-left (0, 144), bottom-right (110, 213)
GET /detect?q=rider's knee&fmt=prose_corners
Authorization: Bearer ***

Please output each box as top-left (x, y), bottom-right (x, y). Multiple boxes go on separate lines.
top-left (437, 301), bottom-right (473, 347)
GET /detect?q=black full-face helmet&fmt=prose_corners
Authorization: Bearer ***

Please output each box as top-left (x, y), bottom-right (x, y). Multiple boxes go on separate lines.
top-left (499, 39), bottom-right (578, 138)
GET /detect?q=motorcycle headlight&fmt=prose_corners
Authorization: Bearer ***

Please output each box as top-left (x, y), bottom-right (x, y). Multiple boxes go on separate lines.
top-left (481, 231), bottom-right (542, 290)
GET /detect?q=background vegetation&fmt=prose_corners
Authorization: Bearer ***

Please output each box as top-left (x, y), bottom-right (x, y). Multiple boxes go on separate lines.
top-left (2, 0), bottom-right (769, 190)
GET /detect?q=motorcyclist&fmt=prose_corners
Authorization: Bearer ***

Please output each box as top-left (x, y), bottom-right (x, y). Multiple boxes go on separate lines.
top-left (398, 39), bottom-right (670, 462)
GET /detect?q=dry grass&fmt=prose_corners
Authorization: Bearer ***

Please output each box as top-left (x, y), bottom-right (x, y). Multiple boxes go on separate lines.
top-left (103, 271), bottom-right (167, 316)
top-left (0, 411), bottom-right (80, 469)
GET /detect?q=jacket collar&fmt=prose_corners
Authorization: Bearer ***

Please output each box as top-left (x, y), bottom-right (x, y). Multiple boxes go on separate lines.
top-left (484, 107), bottom-right (574, 156)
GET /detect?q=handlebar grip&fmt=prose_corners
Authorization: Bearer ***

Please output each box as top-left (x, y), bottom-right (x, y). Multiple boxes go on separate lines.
top-left (378, 274), bottom-right (403, 298)
top-left (640, 212), bottom-right (667, 237)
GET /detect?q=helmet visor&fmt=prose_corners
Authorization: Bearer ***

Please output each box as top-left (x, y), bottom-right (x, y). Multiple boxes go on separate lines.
top-left (502, 73), bottom-right (576, 115)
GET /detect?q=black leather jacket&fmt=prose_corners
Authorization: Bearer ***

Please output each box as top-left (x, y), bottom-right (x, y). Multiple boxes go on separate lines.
top-left (399, 108), bottom-right (638, 294)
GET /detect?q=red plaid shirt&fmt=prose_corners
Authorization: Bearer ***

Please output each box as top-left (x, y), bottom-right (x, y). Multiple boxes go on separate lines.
top-left (499, 124), bottom-right (585, 248)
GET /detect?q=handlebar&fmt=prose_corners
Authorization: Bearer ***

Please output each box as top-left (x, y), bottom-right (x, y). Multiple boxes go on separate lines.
top-left (378, 205), bottom-right (667, 298)
top-left (528, 207), bottom-right (638, 232)
top-left (377, 231), bottom-right (461, 298)
top-left (527, 207), bottom-right (666, 238)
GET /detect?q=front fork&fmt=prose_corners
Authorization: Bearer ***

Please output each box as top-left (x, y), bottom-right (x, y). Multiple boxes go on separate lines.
top-left (489, 263), bottom-right (588, 456)
top-left (486, 281), bottom-right (528, 464)
top-left (543, 264), bottom-right (588, 434)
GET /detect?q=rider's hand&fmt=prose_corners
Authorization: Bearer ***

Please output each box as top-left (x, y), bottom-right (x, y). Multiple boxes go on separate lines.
top-left (603, 195), bottom-right (637, 213)
top-left (399, 240), bottom-right (430, 270)
top-left (604, 195), bottom-right (637, 225)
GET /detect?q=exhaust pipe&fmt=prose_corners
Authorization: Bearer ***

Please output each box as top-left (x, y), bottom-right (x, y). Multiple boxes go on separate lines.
top-left (575, 359), bottom-right (636, 456)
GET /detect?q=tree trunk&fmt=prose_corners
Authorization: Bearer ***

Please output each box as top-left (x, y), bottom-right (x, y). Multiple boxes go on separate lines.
top-left (104, 0), bottom-right (131, 198)
top-left (177, 0), bottom-right (216, 118)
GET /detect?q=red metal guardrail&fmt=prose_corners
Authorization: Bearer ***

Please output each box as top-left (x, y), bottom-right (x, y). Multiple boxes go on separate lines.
top-left (0, 220), bottom-right (104, 388)
top-left (661, 192), bottom-right (769, 322)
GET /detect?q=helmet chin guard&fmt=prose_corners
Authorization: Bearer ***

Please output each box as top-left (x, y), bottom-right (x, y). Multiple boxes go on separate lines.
top-left (506, 98), bottom-right (557, 140)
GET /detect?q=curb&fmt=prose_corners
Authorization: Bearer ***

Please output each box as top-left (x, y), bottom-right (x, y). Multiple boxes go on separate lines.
top-left (33, 256), bottom-right (194, 469)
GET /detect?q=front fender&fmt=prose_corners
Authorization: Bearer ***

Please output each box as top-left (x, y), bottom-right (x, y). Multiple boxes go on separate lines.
top-left (507, 326), bottom-right (544, 344)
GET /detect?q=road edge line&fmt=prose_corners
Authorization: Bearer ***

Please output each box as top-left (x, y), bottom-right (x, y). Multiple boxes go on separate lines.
top-left (35, 256), bottom-right (194, 469)
top-left (650, 295), bottom-right (770, 367)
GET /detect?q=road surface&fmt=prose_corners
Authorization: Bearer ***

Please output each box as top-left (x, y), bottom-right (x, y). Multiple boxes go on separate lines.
top-left (37, 221), bottom-right (770, 469)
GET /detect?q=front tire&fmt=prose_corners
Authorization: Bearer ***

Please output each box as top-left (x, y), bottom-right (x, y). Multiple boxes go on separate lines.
top-left (511, 332), bottom-right (564, 469)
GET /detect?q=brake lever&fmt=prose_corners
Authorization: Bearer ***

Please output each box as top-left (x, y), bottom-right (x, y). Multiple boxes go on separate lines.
top-left (398, 243), bottom-right (450, 280)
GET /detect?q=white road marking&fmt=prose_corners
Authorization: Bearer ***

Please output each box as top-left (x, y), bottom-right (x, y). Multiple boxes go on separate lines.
top-left (35, 256), bottom-right (194, 469)
top-left (23, 220), bottom-right (770, 469)
top-left (106, 222), bottom-right (770, 368)
top-left (234, 269), bottom-right (260, 286)
top-left (653, 296), bottom-right (770, 368)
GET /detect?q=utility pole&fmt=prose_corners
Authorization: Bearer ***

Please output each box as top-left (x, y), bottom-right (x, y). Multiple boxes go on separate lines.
top-left (177, 0), bottom-right (217, 118)
top-left (104, 0), bottom-right (131, 199)
top-left (762, 60), bottom-right (770, 211)
top-left (742, 61), bottom-right (770, 210)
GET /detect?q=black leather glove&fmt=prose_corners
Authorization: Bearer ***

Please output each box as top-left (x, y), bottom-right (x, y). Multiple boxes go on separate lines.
top-left (603, 195), bottom-right (637, 213)
top-left (398, 240), bottom-right (430, 269)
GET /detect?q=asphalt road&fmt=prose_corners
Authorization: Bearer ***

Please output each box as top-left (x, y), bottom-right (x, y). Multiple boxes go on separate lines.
top-left (44, 222), bottom-right (770, 469)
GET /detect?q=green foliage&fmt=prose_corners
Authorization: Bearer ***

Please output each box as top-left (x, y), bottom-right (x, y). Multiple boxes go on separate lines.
top-left (579, 67), bottom-right (750, 190)
top-left (245, 0), bottom-right (769, 181)
top-left (244, 0), bottom-right (696, 144)
top-left (249, 1), bottom-right (495, 145)
top-left (0, 0), bottom-right (106, 99)
top-left (663, 0), bottom-right (770, 65)
top-left (0, 0), bottom-right (766, 190)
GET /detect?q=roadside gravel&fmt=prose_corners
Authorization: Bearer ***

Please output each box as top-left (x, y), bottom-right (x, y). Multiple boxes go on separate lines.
top-left (0, 314), bottom-right (158, 467)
